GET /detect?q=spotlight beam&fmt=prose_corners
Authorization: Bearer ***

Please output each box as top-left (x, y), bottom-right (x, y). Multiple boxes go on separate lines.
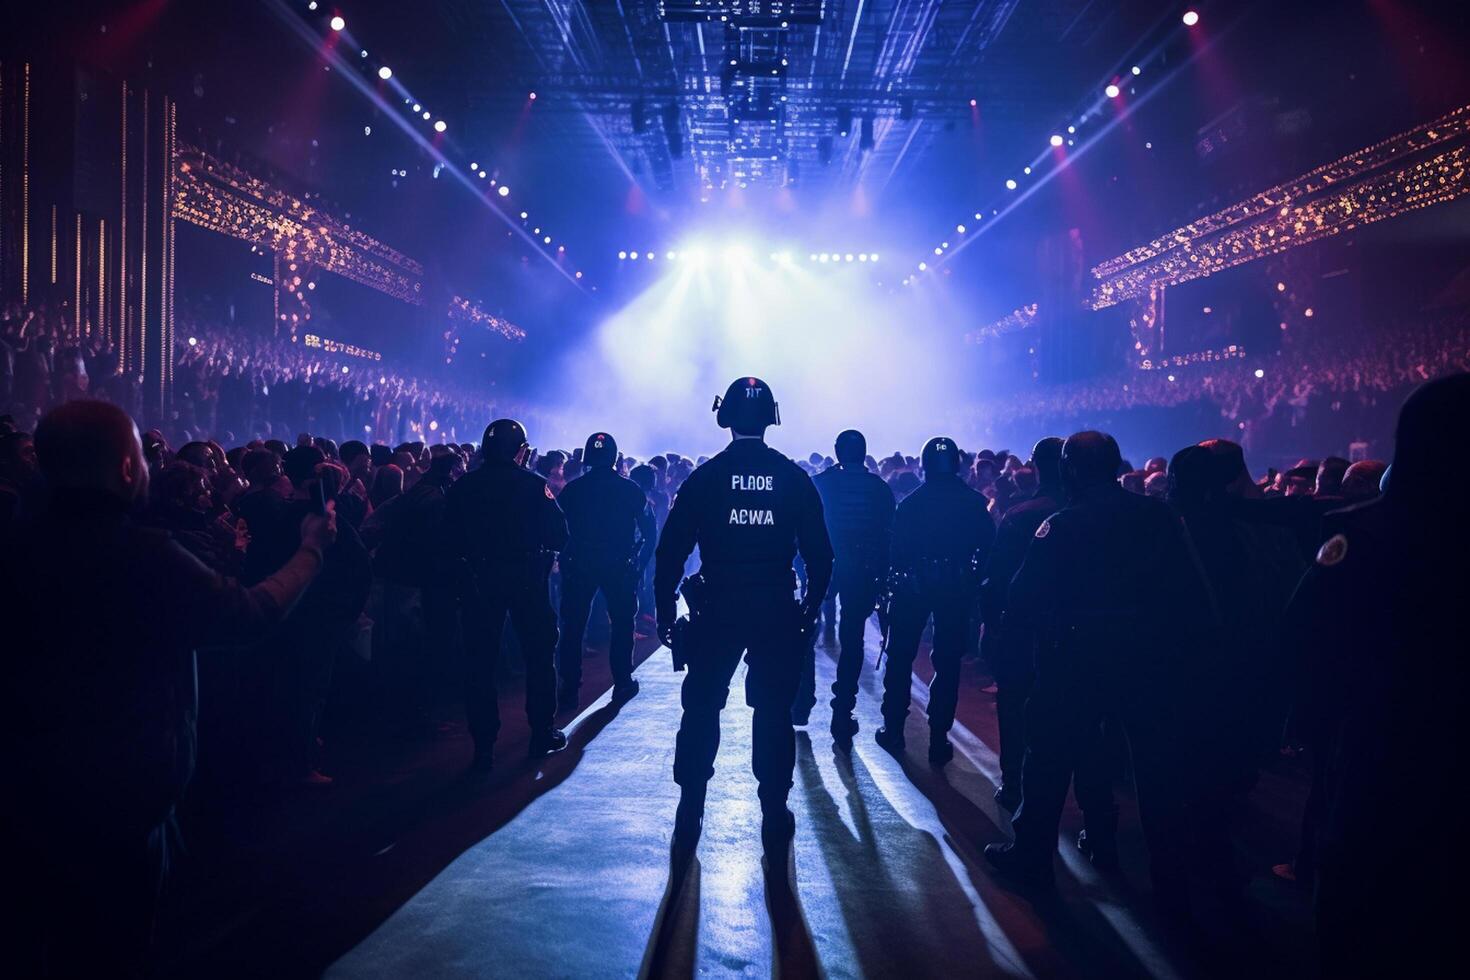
top-left (264, 0), bottom-right (581, 289)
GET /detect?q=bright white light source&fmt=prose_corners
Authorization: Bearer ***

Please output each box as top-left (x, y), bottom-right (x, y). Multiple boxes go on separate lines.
top-left (1105, 83), bottom-right (1121, 99)
top-left (434, 120), bottom-right (447, 133)
top-left (1182, 10), bottom-right (1199, 27)
top-left (378, 66), bottom-right (392, 80)
top-left (329, 15), bottom-right (345, 31)
top-left (618, 251), bottom-right (628, 260)
top-left (1006, 178), bottom-right (1018, 190)
top-left (188, 336), bottom-right (197, 347)
top-left (1131, 65), bottom-right (1142, 76)
top-left (630, 251), bottom-right (640, 260)
top-left (497, 185), bottom-right (510, 197)
top-left (918, 261), bottom-right (927, 271)
top-left (1050, 134), bottom-right (1064, 147)
top-left (1254, 369), bottom-right (1265, 379)
top-left (956, 224), bottom-right (966, 233)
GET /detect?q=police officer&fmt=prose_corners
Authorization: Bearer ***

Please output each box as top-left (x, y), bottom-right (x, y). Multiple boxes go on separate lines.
top-left (984, 432), bottom-right (1216, 901)
top-left (556, 431), bottom-right (656, 712)
top-left (811, 429), bottom-right (895, 746)
top-left (876, 436), bottom-right (994, 765)
top-left (981, 436), bottom-right (1064, 809)
top-left (442, 419), bottom-right (569, 770)
top-left (1285, 374), bottom-right (1470, 975)
top-left (655, 377), bottom-right (833, 854)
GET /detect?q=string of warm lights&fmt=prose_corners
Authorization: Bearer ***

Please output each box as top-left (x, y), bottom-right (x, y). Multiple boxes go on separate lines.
top-left (173, 144), bottom-right (427, 304)
top-left (448, 294), bottom-right (527, 341)
top-left (298, 2), bottom-right (585, 282)
top-left (614, 248), bottom-right (881, 265)
top-left (1090, 136), bottom-right (1470, 308)
top-left (905, 9), bottom-right (1205, 284)
top-left (965, 303), bottom-right (1038, 344)
top-left (1139, 345), bottom-right (1246, 372)
top-left (302, 332), bottom-right (383, 360)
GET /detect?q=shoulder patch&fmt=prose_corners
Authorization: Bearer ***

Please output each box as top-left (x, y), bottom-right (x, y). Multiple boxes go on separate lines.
top-left (1316, 533), bottom-right (1348, 567)
top-left (1035, 518), bottom-right (1051, 539)
top-left (544, 484), bottom-right (556, 501)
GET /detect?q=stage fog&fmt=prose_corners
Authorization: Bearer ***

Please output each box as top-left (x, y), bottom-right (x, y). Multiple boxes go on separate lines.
top-left (544, 248), bottom-right (977, 459)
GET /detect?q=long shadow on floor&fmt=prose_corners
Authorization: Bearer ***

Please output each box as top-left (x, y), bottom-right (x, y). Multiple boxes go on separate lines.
top-left (795, 734), bottom-right (1012, 976)
top-left (640, 852), bottom-right (702, 980)
top-left (164, 696), bottom-right (630, 979)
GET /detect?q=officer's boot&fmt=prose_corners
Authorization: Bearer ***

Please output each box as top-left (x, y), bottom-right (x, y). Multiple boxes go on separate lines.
top-left (528, 727), bottom-right (569, 758)
top-left (1076, 827), bottom-right (1120, 872)
top-left (830, 712), bottom-right (859, 749)
top-left (612, 677), bottom-right (640, 703)
top-left (557, 684), bottom-right (579, 715)
top-left (984, 842), bottom-right (1055, 889)
top-left (673, 783), bottom-right (707, 853)
top-left (928, 728), bottom-right (955, 766)
top-left (760, 795), bottom-right (797, 858)
top-left (875, 722), bottom-right (906, 754)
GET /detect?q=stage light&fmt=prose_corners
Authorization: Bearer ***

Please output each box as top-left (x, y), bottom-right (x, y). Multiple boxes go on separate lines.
top-left (378, 66), bottom-right (392, 80)
top-left (497, 185), bottom-right (510, 197)
top-left (1024, 166), bottom-right (1032, 174)
top-left (918, 261), bottom-right (927, 271)
top-left (1167, 374), bottom-right (1176, 382)
top-left (1254, 368), bottom-right (1266, 379)
top-left (630, 251), bottom-right (640, 260)
top-left (1304, 307), bottom-right (1314, 317)
top-left (845, 254), bottom-right (854, 262)
top-left (974, 212), bottom-right (982, 220)
top-left (646, 251), bottom-right (654, 260)
top-left (575, 271), bottom-right (583, 279)
top-left (859, 253), bottom-right (869, 262)
top-left (1006, 178), bottom-right (1018, 189)
top-left (618, 251), bottom-right (627, 259)
top-left (470, 161), bottom-right (478, 169)
top-left (969, 98), bottom-right (977, 107)
top-left (188, 336), bottom-right (197, 347)
top-left (1182, 10), bottom-right (1199, 27)
top-left (956, 224), bottom-right (966, 233)
top-left (308, 2), bottom-right (318, 10)
top-left (1131, 65), bottom-right (1142, 75)
top-left (478, 171), bottom-right (487, 179)
top-left (1106, 83), bottom-right (1121, 99)
top-left (934, 247), bottom-right (943, 255)
top-left (422, 111), bottom-right (431, 120)
top-left (529, 92), bottom-right (537, 100)
top-left (1050, 134), bottom-right (1064, 147)
top-left (520, 211), bottom-right (528, 219)
top-left (1276, 281), bottom-right (1286, 291)
top-left (543, 236), bottom-right (552, 244)
top-left (434, 120), bottom-right (447, 133)
top-left (342, 365), bottom-right (351, 374)
top-left (1068, 125), bottom-right (1076, 134)
top-left (364, 126), bottom-right (371, 136)
top-left (870, 253), bottom-right (879, 262)
top-left (667, 251), bottom-right (676, 260)
top-left (330, 15), bottom-right (345, 31)
top-left (412, 103), bottom-right (421, 112)
top-left (724, 244), bottom-right (752, 264)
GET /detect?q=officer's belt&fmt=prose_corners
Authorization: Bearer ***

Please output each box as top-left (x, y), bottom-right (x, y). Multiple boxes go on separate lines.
top-left (697, 562), bottom-right (797, 590)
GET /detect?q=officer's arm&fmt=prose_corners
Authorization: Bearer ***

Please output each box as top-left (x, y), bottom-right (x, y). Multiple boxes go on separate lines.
top-left (635, 498), bottom-right (658, 571)
top-left (1004, 522), bottom-right (1061, 631)
top-left (653, 479), bottom-right (700, 625)
top-left (538, 481), bottom-right (570, 552)
top-left (889, 500), bottom-right (916, 571)
top-left (981, 514), bottom-right (1024, 624)
top-left (875, 479), bottom-right (897, 560)
top-left (162, 534), bottom-right (324, 644)
top-left (796, 474), bottom-right (834, 609)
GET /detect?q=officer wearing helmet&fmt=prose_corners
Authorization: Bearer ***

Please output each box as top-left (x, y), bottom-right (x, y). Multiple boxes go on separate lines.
top-left (876, 436), bottom-right (994, 765)
top-left (810, 429), bottom-right (896, 747)
top-left (985, 431), bottom-right (1216, 899)
top-left (555, 431), bottom-right (656, 712)
top-left (441, 419), bottom-right (570, 770)
top-left (654, 377), bottom-right (834, 857)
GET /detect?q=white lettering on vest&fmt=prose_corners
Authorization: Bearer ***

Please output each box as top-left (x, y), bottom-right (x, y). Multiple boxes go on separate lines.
top-left (729, 508), bottom-right (776, 525)
top-left (730, 474), bottom-right (774, 491)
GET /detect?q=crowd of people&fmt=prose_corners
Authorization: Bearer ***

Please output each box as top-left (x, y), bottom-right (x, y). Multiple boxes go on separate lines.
top-left (3, 293), bottom-right (1467, 976)
top-left (0, 300), bottom-right (541, 447)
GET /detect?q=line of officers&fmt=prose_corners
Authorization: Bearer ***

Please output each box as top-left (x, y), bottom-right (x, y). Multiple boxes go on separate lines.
top-left (439, 376), bottom-right (1215, 897)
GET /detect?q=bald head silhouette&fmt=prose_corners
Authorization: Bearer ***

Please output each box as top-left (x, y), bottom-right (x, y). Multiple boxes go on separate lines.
top-left (34, 400), bottom-right (149, 503)
top-left (1060, 430), bottom-right (1122, 497)
top-left (1029, 436), bottom-right (1065, 489)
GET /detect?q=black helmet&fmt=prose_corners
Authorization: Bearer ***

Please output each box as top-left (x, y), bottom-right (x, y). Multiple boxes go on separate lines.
top-left (1060, 430), bottom-right (1123, 496)
top-left (481, 418), bottom-right (529, 464)
top-left (921, 436), bottom-right (961, 476)
top-left (583, 431), bottom-right (618, 468)
top-left (713, 377), bottom-right (780, 433)
top-left (834, 429), bottom-right (866, 466)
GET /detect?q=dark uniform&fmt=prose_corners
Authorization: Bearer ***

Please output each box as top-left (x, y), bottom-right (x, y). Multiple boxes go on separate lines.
top-left (1284, 374), bottom-right (1469, 976)
top-left (879, 438), bottom-right (994, 762)
top-left (981, 484), bottom-right (1062, 803)
top-left (989, 443), bottom-right (1216, 896)
top-left (556, 432), bottom-right (656, 707)
top-left (442, 421), bottom-right (569, 763)
top-left (655, 378), bottom-right (833, 842)
top-left (812, 434), bottom-right (895, 738)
